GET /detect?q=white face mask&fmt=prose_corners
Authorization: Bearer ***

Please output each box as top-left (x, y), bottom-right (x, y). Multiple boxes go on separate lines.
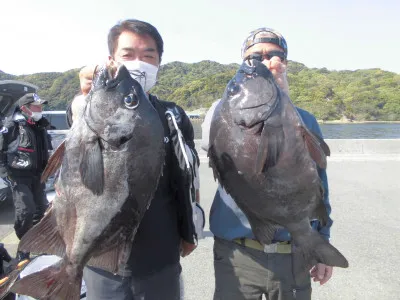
top-left (31, 112), bottom-right (42, 121)
top-left (122, 60), bottom-right (159, 92)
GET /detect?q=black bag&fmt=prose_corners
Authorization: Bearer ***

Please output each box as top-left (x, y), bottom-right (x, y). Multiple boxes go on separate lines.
top-left (0, 177), bottom-right (12, 203)
top-left (0, 80), bottom-right (38, 121)
top-left (0, 243), bottom-right (12, 276)
top-left (0, 186), bottom-right (11, 203)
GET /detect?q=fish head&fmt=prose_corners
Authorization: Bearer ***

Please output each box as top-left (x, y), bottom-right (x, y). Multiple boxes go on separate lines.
top-left (83, 63), bottom-right (156, 148)
top-left (222, 57), bottom-right (280, 132)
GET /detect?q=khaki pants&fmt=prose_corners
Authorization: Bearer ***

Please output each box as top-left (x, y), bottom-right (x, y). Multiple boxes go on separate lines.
top-left (213, 237), bottom-right (311, 300)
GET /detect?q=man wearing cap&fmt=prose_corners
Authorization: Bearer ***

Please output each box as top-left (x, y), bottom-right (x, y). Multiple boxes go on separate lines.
top-left (202, 28), bottom-right (332, 300)
top-left (0, 91), bottom-right (52, 261)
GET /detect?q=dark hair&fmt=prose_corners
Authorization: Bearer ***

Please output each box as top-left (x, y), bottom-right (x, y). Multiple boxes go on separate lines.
top-left (108, 19), bottom-right (164, 62)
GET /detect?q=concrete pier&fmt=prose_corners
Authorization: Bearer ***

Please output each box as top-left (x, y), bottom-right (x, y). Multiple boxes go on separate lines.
top-left (1, 139), bottom-right (399, 299)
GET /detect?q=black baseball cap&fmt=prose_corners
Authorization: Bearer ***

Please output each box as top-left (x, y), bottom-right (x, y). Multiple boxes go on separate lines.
top-left (18, 93), bottom-right (48, 107)
top-left (241, 27), bottom-right (288, 60)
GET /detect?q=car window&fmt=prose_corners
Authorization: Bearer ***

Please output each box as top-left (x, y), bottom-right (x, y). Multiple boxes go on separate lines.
top-left (49, 132), bottom-right (67, 150)
top-left (42, 112), bottom-right (69, 130)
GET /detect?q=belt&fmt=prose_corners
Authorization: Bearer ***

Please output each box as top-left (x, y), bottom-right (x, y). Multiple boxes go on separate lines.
top-left (233, 238), bottom-right (291, 254)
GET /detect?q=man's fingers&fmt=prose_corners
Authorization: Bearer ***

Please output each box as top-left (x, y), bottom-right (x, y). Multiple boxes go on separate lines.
top-left (80, 81), bottom-right (92, 96)
top-left (79, 65), bottom-right (96, 80)
top-left (311, 264), bottom-right (333, 285)
top-left (269, 57), bottom-right (286, 72)
top-left (265, 60), bottom-right (289, 94)
top-left (317, 264), bottom-right (325, 279)
top-left (79, 65), bottom-right (99, 95)
top-left (180, 240), bottom-right (197, 257)
top-left (310, 265), bottom-right (317, 274)
top-left (320, 266), bottom-right (333, 285)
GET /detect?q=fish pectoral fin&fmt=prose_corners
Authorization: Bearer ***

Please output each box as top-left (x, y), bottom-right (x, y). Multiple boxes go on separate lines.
top-left (248, 215), bottom-right (280, 245)
top-left (255, 125), bottom-right (284, 174)
top-left (41, 140), bottom-right (66, 183)
top-left (18, 206), bottom-right (66, 257)
top-left (302, 127), bottom-right (330, 169)
top-left (79, 139), bottom-right (104, 195)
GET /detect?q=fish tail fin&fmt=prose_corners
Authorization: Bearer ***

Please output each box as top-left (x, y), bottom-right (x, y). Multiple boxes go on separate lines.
top-left (10, 260), bottom-right (82, 300)
top-left (292, 230), bottom-right (349, 276)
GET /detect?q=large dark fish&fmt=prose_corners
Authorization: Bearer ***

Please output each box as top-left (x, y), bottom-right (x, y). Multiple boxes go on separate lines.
top-left (208, 57), bottom-right (348, 274)
top-left (8, 64), bottom-right (165, 300)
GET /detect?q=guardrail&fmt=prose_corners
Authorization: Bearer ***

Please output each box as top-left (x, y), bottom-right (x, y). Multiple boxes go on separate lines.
top-left (194, 139), bottom-right (400, 156)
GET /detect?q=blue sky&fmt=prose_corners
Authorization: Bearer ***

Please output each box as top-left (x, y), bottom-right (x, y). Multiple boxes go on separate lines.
top-left (1, 0), bottom-right (399, 75)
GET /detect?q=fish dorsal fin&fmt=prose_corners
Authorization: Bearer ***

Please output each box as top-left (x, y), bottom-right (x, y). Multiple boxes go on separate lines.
top-left (41, 140), bottom-right (66, 183)
top-left (302, 127), bottom-right (330, 169)
top-left (255, 125), bottom-right (284, 174)
top-left (79, 139), bottom-right (104, 195)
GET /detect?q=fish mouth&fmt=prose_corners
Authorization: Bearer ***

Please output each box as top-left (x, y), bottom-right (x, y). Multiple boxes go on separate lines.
top-left (238, 121), bottom-right (264, 134)
top-left (101, 126), bottom-right (135, 150)
top-left (101, 135), bottom-right (134, 151)
top-left (240, 102), bottom-right (272, 111)
top-left (92, 62), bottom-right (133, 90)
top-left (234, 102), bottom-right (271, 134)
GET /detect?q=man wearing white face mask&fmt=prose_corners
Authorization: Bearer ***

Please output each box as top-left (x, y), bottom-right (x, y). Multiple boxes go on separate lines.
top-left (72, 19), bottom-right (201, 300)
top-left (0, 89), bottom-right (52, 262)
top-left (123, 60), bottom-right (159, 93)
top-left (70, 22), bottom-right (160, 123)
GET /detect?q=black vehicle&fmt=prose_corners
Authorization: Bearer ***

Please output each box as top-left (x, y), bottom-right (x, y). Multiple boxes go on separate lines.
top-left (0, 80), bottom-right (38, 121)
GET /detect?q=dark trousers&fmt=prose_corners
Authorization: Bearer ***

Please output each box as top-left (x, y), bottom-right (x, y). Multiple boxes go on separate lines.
top-left (83, 263), bottom-right (181, 300)
top-left (213, 237), bottom-right (311, 300)
top-left (12, 175), bottom-right (48, 240)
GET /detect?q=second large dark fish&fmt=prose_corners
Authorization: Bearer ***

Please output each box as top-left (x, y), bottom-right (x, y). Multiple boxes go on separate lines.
top-left (8, 64), bottom-right (165, 300)
top-left (208, 57), bottom-right (348, 274)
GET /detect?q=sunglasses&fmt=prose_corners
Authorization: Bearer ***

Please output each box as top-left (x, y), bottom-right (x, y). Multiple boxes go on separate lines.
top-left (245, 51), bottom-right (286, 62)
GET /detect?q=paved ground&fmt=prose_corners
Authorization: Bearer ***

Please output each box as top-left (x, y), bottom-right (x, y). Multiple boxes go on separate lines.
top-left (180, 156), bottom-right (400, 300)
top-left (1, 155), bottom-right (400, 299)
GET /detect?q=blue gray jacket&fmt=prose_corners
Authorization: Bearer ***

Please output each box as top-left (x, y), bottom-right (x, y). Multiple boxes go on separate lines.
top-left (201, 100), bottom-right (332, 242)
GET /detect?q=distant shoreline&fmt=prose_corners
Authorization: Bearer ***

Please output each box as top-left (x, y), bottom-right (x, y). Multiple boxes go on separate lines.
top-left (189, 118), bottom-right (400, 124)
top-left (318, 120), bottom-right (400, 124)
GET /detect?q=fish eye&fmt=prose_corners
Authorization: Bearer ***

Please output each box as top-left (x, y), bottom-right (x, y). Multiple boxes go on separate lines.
top-left (124, 94), bottom-right (139, 109)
